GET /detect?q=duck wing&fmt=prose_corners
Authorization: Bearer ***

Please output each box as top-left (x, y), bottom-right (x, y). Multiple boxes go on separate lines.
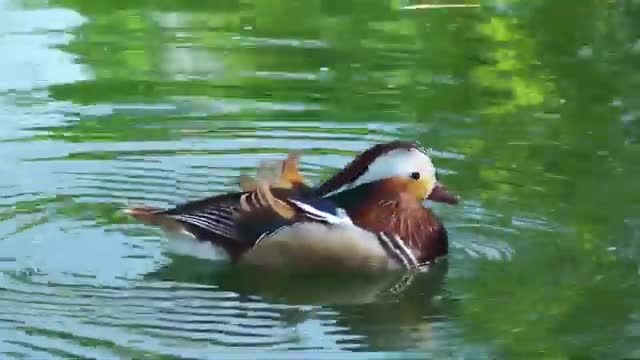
top-left (126, 183), bottom-right (351, 260)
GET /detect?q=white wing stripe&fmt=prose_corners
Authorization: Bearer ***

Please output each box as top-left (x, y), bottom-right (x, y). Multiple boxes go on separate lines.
top-left (172, 214), bottom-right (235, 238)
top-left (376, 233), bottom-right (411, 268)
top-left (254, 225), bottom-right (288, 247)
top-left (391, 234), bottom-right (419, 267)
top-left (303, 213), bottom-right (330, 221)
top-left (174, 215), bottom-right (226, 233)
top-left (202, 207), bottom-right (234, 218)
top-left (192, 211), bottom-right (235, 227)
top-left (288, 200), bottom-right (353, 225)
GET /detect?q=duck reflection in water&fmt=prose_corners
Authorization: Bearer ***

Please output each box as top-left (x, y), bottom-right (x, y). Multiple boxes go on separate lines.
top-left (148, 255), bottom-right (450, 352)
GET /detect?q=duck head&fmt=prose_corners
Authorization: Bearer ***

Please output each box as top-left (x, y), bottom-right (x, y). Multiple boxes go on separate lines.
top-left (316, 141), bottom-right (459, 205)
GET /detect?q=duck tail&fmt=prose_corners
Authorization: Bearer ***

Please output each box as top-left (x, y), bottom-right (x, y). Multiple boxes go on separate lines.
top-left (124, 206), bottom-right (162, 224)
top-left (124, 206), bottom-right (188, 235)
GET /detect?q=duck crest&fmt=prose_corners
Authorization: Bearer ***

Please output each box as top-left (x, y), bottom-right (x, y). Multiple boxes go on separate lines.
top-left (315, 140), bottom-right (418, 197)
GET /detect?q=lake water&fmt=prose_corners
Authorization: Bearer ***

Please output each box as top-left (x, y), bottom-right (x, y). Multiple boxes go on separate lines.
top-left (1, 0), bottom-right (639, 358)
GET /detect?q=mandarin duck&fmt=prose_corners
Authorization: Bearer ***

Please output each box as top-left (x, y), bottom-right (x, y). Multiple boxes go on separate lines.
top-left (126, 141), bottom-right (459, 271)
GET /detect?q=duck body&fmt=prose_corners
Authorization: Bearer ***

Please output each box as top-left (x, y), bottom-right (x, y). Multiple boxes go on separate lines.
top-left (127, 141), bottom-right (459, 272)
top-left (324, 180), bottom-right (449, 266)
top-left (128, 186), bottom-right (408, 271)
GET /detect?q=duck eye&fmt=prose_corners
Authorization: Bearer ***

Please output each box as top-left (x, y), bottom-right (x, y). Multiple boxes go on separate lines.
top-left (410, 172), bottom-right (421, 180)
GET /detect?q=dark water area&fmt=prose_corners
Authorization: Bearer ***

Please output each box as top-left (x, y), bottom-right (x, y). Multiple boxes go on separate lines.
top-left (0, 0), bottom-right (639, 358)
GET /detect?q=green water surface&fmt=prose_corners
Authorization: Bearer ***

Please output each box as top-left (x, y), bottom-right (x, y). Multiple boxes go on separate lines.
top-left (0, 0), bottom-right (639, 358)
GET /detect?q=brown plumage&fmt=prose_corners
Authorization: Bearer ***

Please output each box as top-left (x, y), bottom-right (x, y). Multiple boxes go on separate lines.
top-left (347, 180), bottom-right (448, 264)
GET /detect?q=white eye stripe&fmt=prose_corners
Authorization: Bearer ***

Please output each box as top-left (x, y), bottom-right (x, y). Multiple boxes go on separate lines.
top-left (323, 148), bottom-right (436, 197)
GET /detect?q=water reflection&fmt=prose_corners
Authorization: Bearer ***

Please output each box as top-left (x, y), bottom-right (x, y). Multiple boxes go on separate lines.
top-left (151, 256), bottom-right (452, 352)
